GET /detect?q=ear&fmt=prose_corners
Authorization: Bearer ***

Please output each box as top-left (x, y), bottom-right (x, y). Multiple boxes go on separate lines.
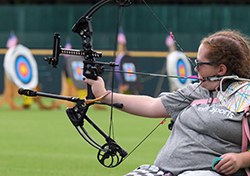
top-left (217, 64), bottom-right (227, 76)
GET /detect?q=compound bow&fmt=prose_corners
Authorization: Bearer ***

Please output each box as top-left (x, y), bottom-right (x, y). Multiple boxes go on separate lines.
top-left (19, 0), bottom-right (136, 168)
top-left (18, 0), bottom-right (205, 168)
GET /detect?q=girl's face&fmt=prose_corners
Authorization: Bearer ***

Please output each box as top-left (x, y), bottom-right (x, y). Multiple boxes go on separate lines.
top-left (195, 44), bottom-right (225, 90)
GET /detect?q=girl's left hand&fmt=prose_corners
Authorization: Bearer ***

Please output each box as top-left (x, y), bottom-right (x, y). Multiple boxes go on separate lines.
top-left (214, 153), bottom-right (242, 175)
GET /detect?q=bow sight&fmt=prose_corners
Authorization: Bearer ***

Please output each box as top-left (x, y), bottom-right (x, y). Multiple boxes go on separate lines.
top-left (43, 32), bottom-right (115, 80)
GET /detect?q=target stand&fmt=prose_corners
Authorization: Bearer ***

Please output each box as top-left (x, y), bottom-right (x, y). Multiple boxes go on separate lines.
top-left (51, 56), bottom-right (87, 109)
top-left (0, 44), bottom-right (54, 110)
top-left (0, 74), bottom-right (22, 110)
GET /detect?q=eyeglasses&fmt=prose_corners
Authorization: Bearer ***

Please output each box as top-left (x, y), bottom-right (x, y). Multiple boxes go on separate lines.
top-left (195, 59), bottom-right (216, 69)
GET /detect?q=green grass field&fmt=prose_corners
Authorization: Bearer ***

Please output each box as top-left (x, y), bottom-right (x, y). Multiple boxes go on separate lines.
top-left (0, 97), bottom-right (171, 176)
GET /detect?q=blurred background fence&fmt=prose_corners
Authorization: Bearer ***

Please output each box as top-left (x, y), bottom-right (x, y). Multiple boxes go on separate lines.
top-left (1, 3), bottom-right (250, 95)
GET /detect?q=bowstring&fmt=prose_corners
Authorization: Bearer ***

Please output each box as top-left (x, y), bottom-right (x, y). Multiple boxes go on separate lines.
top-left (123, 81), bottom-right (204, 160)
top-left (142, 0), bottom-right (196, 68)
top-left (142, 0), bottom-right (207, 81)
top-left (109, 4), bottom-right (126, 140)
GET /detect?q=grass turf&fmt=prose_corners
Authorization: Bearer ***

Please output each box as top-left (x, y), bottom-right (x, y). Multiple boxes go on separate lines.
top-left (0, 97), bottom-right (171, 176)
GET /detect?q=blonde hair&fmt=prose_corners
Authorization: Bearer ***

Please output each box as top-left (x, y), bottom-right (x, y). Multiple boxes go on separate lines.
top-left (201, 29), bottom-right (250, 78)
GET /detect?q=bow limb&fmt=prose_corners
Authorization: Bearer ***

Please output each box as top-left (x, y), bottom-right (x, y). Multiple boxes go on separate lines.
top-left (66, 100), bottom-right (128, 168)
top-left (18, 87), bottom-right (127, 168)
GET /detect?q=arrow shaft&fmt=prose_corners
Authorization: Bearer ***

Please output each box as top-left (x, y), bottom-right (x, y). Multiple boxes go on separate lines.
top-left (105, 69), bottom-right (200, 80)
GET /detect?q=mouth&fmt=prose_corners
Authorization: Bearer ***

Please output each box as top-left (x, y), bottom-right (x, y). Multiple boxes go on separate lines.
top-left (197, 74), bottom-right (203, 80)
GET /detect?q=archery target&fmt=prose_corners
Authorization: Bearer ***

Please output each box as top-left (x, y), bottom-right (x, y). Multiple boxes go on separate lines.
top-left (166, 51), bottom-right (191, 90)
top-left (3, 44), bottom-right (38, 89)
top-left (115, 53), bottom-right (142, 93)
top-left (64, 56), bottom-right (87, 90)
top-left (15, 56), bottom-right (32, 83)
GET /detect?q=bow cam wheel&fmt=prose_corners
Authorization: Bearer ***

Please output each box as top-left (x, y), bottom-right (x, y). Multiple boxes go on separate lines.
top-left (97, 142), bottom-right (124, 168)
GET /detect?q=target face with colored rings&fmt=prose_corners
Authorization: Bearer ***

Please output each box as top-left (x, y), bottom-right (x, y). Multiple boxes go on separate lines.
top-left (123, 63), bottom-right (136, 82)
top-left (3, 44), bottom-right (38, 89)
top-left (15, 56), bottom-right (32, 84)
top-left (166, 51), bottom-right (192, 90)
top-left (176, 59), bottom-right (188, 84)
top-left (72, 61), bottom-right (83, 80)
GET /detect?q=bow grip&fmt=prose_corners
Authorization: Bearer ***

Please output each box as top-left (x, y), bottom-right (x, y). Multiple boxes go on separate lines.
top-left (86, 84), bottom-right (95, 100)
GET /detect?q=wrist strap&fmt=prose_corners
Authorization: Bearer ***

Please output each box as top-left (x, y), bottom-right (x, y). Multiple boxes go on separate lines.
top-left (85, 90), bottom-right (112, 104)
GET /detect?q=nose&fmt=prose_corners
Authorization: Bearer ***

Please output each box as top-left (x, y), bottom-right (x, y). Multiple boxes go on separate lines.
top-left (194, 65), bottom-right (198, 72)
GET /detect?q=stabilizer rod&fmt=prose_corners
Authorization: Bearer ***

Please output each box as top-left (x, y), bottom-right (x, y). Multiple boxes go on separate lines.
top-left (18, 88), bottom-right (83, 103)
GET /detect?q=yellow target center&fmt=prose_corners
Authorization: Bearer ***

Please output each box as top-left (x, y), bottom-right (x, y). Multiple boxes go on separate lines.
top-left (20, 63), bottom-right (28, 76)
top-left (179, 65), bottom-right (185, 76)
top-left (76, 67), bottom-right (82, 75)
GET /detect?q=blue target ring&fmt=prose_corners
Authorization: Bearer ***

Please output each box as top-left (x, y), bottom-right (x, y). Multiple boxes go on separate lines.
top-left (176, 59), bottom-right (188, 84)
top-left (15, 55), bottom-right (32, 84)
